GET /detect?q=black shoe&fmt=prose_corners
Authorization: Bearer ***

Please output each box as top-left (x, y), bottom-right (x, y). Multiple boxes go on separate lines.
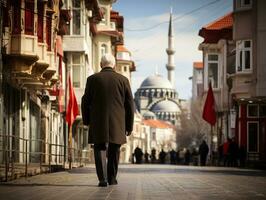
top-left (108, 179), bottom-right (118, 185)
top-left (98, 181), bottom-right (108, 187)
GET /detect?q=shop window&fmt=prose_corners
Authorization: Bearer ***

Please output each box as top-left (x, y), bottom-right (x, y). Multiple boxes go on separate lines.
top-left (247, 104), bottom-right (258, 117)
top-left (207, 54), bottom-right (219, 88)
top-left (247, 122), bottom-right (259, 152)
top-left (236, 40), bottom-right (252, 72)
top-left (25, 0), bottom-right (34, 35)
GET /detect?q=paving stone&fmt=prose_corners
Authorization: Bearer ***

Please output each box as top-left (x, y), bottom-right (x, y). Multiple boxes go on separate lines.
top-left (1, 164), bottom-right (266, 200)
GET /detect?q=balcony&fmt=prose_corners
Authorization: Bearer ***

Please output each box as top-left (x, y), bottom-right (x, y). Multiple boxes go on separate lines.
top-left (230, 71), bottom-right (254, 99)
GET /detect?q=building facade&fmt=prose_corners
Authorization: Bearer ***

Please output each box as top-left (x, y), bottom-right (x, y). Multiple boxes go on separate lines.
top-left (231, 0), bottom-right (266, 163)
top-left (198, 12), bottom-right (234, 148)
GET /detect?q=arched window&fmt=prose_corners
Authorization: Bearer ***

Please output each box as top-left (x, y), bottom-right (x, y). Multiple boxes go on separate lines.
top-left (100, 44), bottom-right (107, 58)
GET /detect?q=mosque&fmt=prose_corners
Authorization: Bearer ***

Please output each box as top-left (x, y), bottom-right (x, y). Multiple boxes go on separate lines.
top-left (134, 11), bottom-right (182, 126)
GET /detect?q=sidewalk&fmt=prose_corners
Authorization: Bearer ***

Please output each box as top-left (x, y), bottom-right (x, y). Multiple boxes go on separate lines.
top-left (1, 164), bottom-right (266, 200)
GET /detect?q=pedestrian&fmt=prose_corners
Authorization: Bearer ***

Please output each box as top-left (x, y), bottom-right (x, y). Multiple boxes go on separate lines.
top-left (191, 148), bottom-right (198, 166)
top-left (159, 149), bottom-right (166, 164)
top-left (151, 148), bottom-right (157, 163)
top-left (81, 54), bottom-right (134, 187)
top-left (218, 144), bottom-right (223, 166)
top-left (199, 140), bottom-right (209, 166)
top-left (228, 137), bottom-right (239, 167)
top-left (134, 146), bottom-right (143, 164)
top-left (170, 149), bottom-right (177, 164)
top-left (144, 151), bottom-right (150, 163)
top-left (223, 138), bottom-right (231, 166)
top-left (239, 145), bottom-right (247, 168)
top-left (184, 149), bottom-right (191, 165)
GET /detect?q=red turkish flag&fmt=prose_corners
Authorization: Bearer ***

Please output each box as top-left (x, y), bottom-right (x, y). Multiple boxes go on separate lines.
top-left (202, 83), bottom-right (216, 125)
top-left (66, 74), bottom-right (79, 126)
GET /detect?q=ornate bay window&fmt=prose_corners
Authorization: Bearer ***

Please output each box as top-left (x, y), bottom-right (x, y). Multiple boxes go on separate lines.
top-left (236, 40), bottom-right (252, 72)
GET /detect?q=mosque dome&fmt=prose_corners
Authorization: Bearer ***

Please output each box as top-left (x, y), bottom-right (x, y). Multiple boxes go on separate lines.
top-left (151, 99), bottom-right (180, 113)
top-left (140, 75), bottom-right (173, 89)
top-left (143, 110), bottom-right (156, 119)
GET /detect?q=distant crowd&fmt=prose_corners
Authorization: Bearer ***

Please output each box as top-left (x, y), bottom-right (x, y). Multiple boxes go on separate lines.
top-left (132, 138), bottom-right (247, 167)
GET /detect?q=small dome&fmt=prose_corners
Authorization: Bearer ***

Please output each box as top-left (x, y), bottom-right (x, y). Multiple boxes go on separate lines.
top-left (151, 100), bottom-right (180, 113)
top-left (143, 111), bottom-right (156, 119)
top-left (140, 75), bottom-right (173, 89)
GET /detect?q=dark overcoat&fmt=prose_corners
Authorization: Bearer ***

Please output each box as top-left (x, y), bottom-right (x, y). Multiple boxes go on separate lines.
top-left (81, 67), bottom-right (134, 144)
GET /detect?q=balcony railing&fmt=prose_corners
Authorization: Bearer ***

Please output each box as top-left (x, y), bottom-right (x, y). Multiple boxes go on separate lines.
top-left (0, 134), bottom-right (90, 182)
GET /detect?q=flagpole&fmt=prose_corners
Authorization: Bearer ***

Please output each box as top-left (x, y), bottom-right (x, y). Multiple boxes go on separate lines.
top-left (210, 125), bottom-right (213, 165)
top-left (68, 125), bottom-right (72, 169)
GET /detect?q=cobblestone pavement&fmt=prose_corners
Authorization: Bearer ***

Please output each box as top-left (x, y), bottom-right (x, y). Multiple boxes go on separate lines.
top-left (1, 164), bottom-right (266, 200)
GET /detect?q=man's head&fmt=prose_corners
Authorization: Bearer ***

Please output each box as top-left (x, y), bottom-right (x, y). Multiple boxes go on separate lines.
top-left (100, 53), bottom-right (116, 68)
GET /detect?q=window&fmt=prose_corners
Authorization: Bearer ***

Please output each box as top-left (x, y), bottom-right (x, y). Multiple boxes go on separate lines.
top-left (241, 0), bottom-right (252, 7)
top-left (100, 44), bottom-right (107, 58)
top-left (100, 7), bottom-right (107, 25)
top-left (25, 0), bottom-right (34, 35)
top-left (247, 105), bottom-right (258, 117)
top-left (124, 66), bottom-right (127, 72)
top-left (152, 132), bottom-right (156, 140)
top-left (110, 22), bottom-right (116, 30)
top-left (37, 2), bottom-right (44, 42)
top-left (247, 122), bottom-right (259, 152)
top-left (12, 0), bottom-right (21, 34)
top-left (259, 105), bottom-right (266, 117)
top-left (46, 13), bottom-right (52, 51)
top-left (236, 40), bottom-right (252, 72)
top-left (71, 53), bottom-right (84, 88)
top-left (207, 54), bottom-right (219, 88)
top-left (72, 0), bottom-right (81, 35)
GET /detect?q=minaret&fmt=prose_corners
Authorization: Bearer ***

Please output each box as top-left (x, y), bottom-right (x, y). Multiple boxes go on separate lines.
top-left (166, 8), bottom-right (175, 87)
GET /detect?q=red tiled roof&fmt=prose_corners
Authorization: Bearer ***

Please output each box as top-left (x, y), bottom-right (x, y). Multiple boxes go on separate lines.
top-left (117, 45), bottom-right (130, 52)
top-left (199, 12), bottom-right (233, 44)
top-left (204, 13), bottom-right (233, 30)
top-left (193, 62), bottom-right (203, 69)
top-left (143, 119), bottom-right (175, 129)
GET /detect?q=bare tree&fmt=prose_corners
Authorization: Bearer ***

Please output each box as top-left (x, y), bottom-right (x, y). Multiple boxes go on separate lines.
top-left (177, 99), bottom-right (210, 149)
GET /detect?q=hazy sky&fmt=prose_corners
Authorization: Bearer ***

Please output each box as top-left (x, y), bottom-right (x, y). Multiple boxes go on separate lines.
top-left (113, 0), bottom-right (232, 100)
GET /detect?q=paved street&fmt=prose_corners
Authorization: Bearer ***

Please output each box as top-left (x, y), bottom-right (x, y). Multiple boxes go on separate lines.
top-left (0, 164), bottom-right (266, 200)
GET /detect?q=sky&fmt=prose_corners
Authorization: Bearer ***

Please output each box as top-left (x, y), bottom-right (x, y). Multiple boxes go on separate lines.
top-left (113, 0), bottom-right (232, 100)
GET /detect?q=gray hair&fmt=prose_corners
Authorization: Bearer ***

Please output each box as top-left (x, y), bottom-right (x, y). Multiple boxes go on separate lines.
top-left (101, 53), bottom-right (116, 68)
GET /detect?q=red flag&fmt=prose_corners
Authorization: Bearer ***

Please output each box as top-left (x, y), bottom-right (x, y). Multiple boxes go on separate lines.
top-left (202, 83), bottom-right (216, 125)
top-left (66, 74), bottom-right (79, 126)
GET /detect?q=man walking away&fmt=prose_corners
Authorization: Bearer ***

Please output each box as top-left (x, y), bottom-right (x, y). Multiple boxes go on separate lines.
top-left (81, 54), bottom-right (134, 187)
top-left (199, 140), bottom-right (209, 166)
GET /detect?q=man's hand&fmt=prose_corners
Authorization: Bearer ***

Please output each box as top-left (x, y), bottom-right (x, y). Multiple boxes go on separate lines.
top-left (126, 131), bottom-right (132, 136)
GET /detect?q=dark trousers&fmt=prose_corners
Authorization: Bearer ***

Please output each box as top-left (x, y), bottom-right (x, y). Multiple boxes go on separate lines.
top-left (94, 143), bottom-right (121, 183)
